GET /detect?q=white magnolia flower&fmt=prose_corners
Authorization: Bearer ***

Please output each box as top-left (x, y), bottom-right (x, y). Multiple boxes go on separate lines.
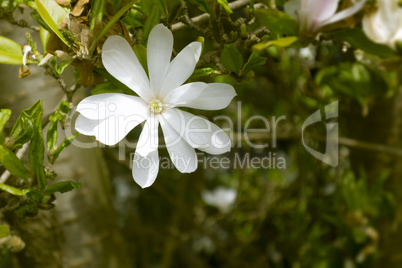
top-left (202, 187), bottom-right (237, 213)
top-left (75, 24), bottom-right (236, 188)
top-left (284, 0), bottom-right (366, 33)
top-left (362, 0), bottom-right (402, 49)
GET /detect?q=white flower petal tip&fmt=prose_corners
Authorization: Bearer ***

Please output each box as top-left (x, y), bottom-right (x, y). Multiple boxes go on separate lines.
top-left (102, 36), bottom-right (153, 101)
top-left (160, 116), bottom-right (198, 173)
top-left (162, 108), bottom-right (232, 155)
top-left (160, 41), bottom-right (204, 97)
top-left (181, 83), bottom-right (237, 110)
top-left (132, 150), bottom-right (159, 188)
top-left (147, 24), bottom-right (174, 96)
top-left (202, 187), bottom-right (237, 213)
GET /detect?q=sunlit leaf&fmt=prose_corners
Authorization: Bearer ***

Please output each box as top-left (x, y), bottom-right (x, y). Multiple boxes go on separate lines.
top-left (0, 183), bottom-right (25, 196)
top-left (217, 0), bottom-right (232, 14)
top-left (253, 36), bottom-right (298, 51)
top-left (90, 0), bottom-right (107, 29)
top-left (39, 26), bottom-right (50, 53)
top-left (0, 35), bottom-right (22, 65)
top-left (0, 145), bottom-right (28, 180)
top-left (0, 225), bottom-right (10, 238)
top-left (35, 0), bottom-right (70, 47)
top-left (0, 109), bottom-right (11, 134)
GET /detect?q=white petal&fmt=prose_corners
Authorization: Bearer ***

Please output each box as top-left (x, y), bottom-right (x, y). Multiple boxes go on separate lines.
top-left (132, 150), bottom-right (159, 188)
top-left (318, 0), bottom-right (366, 29)
top-left (163, 82), bottom-right (207, 106)
top-left (162, 108), bottom-right (231, 155)
top-left (93, 113), bottom-right (147, 146)
top-left (363, 11), bottom-right (391, 44)
top-left (310, 0), bottom-right (339, 25)
top-left (180, 83), bottom-right (236, 110)
top-left (159, 116), bottom-right (197, 173)
top-left (362, 0), bottom-right (401, 47)
top-left (160, 42), bottom-right (202, 98)
top-left (136, 114), bottom-right (159, 157)
top-left (77, 93), bottom-right (149, 120)
top-left (147, 24), bottom-right (174, 97)
top-left (75, 114), bottom-right (102, 135)
top-left (284, 0), bottom-right (300, 20)
top-left (102, 36), bottom-right (153, 101)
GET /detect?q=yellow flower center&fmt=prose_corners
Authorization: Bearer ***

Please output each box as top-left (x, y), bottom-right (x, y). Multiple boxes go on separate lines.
top-left (149, 99), bottom-right (163, 113)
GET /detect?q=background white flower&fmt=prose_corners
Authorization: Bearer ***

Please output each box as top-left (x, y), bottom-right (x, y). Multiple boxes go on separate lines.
top-left (284, 0), bottom-right (366, 33)
top-left (202, 187), bottom-right (237, 213)
top-left (75, 24), bottom-right (236, 188)
top-left (362, 0), bottom-right (402, 49)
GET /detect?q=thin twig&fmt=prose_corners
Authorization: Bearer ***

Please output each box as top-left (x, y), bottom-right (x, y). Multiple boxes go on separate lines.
top-left (172, 0), bottom-right (258, 32)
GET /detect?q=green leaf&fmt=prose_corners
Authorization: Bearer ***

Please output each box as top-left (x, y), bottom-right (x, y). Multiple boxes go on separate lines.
top-left (24, 189), bottom-right (44, 203)
top-left (140, 0), bottom-right (167, 17)
top-left (0, 225), bottom-right (10, 239)
top-left (89, 0), bottom-right (137, 54)
top-left (253, 36), bottom-right (298, 51)
top-left (188, 0), bottom-right (215, 16)
top-left (332, 28), bottom-right (395, 58)
top-left (0, 183), bottom-right (25, 196)
top-left (27, 100), bottom-right (46, 190)
top-left (91, 81), bottom-right (122, 95)
top-left (122, 7), bottom-right (144, 27)
top-left (190, 67), bottom-right (220, 79)
top-left (241, 52), bottom-right (267, 77)
top-left (90, 0), bottom-right (107, 29)
top-left (50, 133), bottom-right (79, 165)
top-left (9, 100), bottom-right (45, 150)
top-left (221, 44), bottom-right (243, 73)
top-left (133, 44), bottom-right (148, 74)
top-left (0, 145), bottom-right (28, 180)
top-left (0, 35), bottom-right (22, 65)
top-left (35, 0), bottom-right (70, 47)
top-left (256, 9), bottom-right (298, 36)
top-left (44, 180), bottom-right (81, 195)
top-left (0, 109), bottom-right (11, 134)
top-left (142, 5), bottom-right (161, 45)
top-left (39, 26), bottom-right (50, 52)
top-left (9, 113), bottom-right (34, 150)
top-left (46, 104), bottom-right (68, 153)
top-left (217, 0), bottom-right (232, 14)
top-left (49, 56), bottom-right (74, 76)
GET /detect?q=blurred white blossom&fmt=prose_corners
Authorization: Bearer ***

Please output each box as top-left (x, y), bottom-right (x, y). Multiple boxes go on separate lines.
top-left (202, 187), bottom-right (237, 213)
top-left (285, 0), bottom-right (366, 33)
top-left (362, 0), bottom-right (402, 49)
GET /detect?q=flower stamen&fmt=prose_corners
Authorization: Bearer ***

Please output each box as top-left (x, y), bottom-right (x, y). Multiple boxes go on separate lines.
top-left (149, 99), bottom-right (163, 113)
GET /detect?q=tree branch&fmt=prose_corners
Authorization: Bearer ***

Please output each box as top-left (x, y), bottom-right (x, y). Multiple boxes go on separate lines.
top-left (172, 0), bottom-right (265, 32)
